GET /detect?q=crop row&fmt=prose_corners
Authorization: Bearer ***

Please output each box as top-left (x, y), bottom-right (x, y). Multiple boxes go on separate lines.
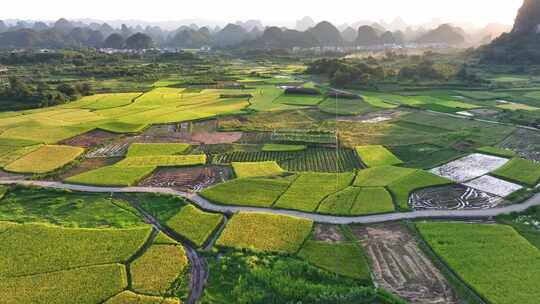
top-left (214, 148), bottom-right (363, 173)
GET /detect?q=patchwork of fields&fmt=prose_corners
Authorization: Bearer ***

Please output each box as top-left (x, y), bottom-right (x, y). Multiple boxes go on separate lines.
top-left (1, 60), bottom-right (540, 304)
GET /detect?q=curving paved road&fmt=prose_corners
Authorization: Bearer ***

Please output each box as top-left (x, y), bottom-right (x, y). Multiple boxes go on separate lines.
top-left (2, 180), bottom-right (539, 224)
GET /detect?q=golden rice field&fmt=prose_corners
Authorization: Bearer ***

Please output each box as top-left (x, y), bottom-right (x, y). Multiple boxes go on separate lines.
top-left (4, 145), bottom-right (84, 174)
top-left (216, 212), bottom-right (313, 253)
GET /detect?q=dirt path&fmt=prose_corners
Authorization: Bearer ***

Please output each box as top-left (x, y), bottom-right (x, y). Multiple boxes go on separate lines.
top-left (118, 195), bottom-right (207, 304)
top-left (2, 180), bottom-right (540, 225)
top-left (353, 223), bottom-right (458, 304)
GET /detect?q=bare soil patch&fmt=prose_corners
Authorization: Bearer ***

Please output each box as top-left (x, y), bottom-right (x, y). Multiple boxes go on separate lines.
top-left (143, 120), bottom-right (243, 145)
top-left (353, 222), bottom-right (458, 304)
top-left (312, 224), bottom-right (345, 243)
top-left (138, 165), bottom-right (232, 191)
top-left (410, 184), bottom-right (505, 211)
top-left (191, 132), bottom-right (243, 145)
top-left (59, 130), bottom-right (118, 148)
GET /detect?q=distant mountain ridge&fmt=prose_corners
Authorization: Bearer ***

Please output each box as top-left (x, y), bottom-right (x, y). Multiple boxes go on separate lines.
top-left (0, 17), bottom-right (489, 50)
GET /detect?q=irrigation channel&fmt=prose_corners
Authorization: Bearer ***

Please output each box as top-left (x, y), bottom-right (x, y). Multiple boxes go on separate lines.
top-left (2, 180), bottom-right (540, 224)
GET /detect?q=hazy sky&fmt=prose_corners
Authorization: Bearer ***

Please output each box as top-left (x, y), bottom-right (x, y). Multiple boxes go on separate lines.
top-left (2, 0), bottom-right (523, 27)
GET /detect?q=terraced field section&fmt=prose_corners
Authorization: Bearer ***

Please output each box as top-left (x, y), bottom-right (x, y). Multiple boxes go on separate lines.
top-left (418, 222), bottom-right (540, 304)
top-left (353, 223), bottom-right (458, 304)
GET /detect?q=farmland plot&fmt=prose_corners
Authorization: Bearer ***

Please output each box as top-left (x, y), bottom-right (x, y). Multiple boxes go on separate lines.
top-left (126, 143), bottom-right (191, 157)
top-left (410, 184), bottom-right (505, 210)
top-left (430, 153), bottom-right (509, 182)
top-left (138, 166), bottom-right (232, 191)
top-left (65, 165), bottom-right (156, 186)
top-left (274, 172), bottom-right (354, 212)
top-left (355, 145), bottom-right (403, 167)
top-left (216, 212), bottom-right (313, 254)
top-left (130, 244), bottom-right (188, 296)
top-left (353, 223), bottom-right (458, 304)
top-left (497, 128), bottom-right (540, 161)
top-left (232, 161), bottom-right (284, 178)
top-left (464, 175), bottom-right (523, 197)
top-left (492, 157), bottom-right (540, 186)
top-left (298, 241), bottom-right (371, 281)
top-left (4, 145), bottom-right (84, 174)
top-left (86, 142), bottom-right (130, 158)
top-left (417, 223), bottom-right (540, 304)
top-left (214, 147), bottom-right (363, 173)
top-left (201, 178), bottom-right (291, 208)
top-left (60, 129), bottom-right (118, 148)
top-left (388, 170), bottom-right (454, 210)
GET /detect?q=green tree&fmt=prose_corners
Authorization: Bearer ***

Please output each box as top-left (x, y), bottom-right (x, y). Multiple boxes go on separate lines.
top-left (125, 33), bottom-right (153, 50)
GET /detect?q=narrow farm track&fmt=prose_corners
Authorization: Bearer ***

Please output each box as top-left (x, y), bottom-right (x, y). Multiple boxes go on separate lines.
top-left (115, 194), bottom-right (207, 304)
top-left (2, 180), bottom-right (540, 224)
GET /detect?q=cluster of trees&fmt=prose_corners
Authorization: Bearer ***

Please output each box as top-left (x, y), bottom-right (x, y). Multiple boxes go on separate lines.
top-left (306, 58), bottom-right (386, 87)
top-left (213, 250), bottom-right (406, 304)
top-left (0, 77), bottom-right (93, 107)
top-left (306, 55), bottom-right (454, 87)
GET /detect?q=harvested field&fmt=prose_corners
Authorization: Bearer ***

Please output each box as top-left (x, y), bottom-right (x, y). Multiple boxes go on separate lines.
top-left (497, 128), bottom-right (540, 161)
top-left (464, 175), bottom-right (523, 197)
top-left (353, 223), bottom-right (457, 304)
top-left (86, 142), bottom-right (130, 158)
top-left (410, 184), bottom-right (505, 210)
top-left (138, 166), bottom-right (232, 191)
top-left (312, 224), bottom-right (345, 243)
top-left (430, 153), bottom-right (509, 182)
top-left (59, 130), bottom-right (118, 148)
